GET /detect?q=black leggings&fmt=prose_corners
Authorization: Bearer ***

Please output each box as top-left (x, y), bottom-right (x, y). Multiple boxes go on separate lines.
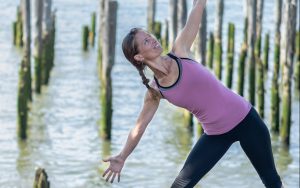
top-left (171, 107), bottom-right (282, 188)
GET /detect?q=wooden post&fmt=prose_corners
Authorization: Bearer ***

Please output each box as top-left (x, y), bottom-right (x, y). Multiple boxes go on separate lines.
top-left (255, 0), bottom-right (264, 58)
top-left (34, 0), bottom-right (44, 94)
top-left (195, 8), bottom-right (207, 65)
top-left (226, 23), bottom-right (235, 89)
top-left (90, 12), bottom-right (96, 47)
top-left (237, 1), bottom-right (249, 96)
top-left (162, 19), bottom-right (169, 53)
top-left (33, 168), bottom-right (50, 188)
top-left (97, 0), bottom-right (105, 77)
top-left (183, 110), bottom-right (193, 131)
top-left (263, 33), bottom-right (269, 70)
top-left (21, 0), bottom-right (32, 102)
top-left (280, 0), bottom-right (297, 146)
top-left (13, 21), bottom-right (18, 45)
top-left (42, 0), bottom-right (52, 85)
top-left (169, 0), bottom-right (178, 49)
top-left (16, 5), bottom-right (24, 47)
top-left (154, 21), bottom-right (162, 42)
top-left (271, 0), bottom-right (282, 133)
top-left (50, 11), bottom-right (56, 71)
top-left (237, 43), bottom-right (247, 96)
top-left (294, 31), bottom-right (300, 92)
top-left (82, 26), bottom-right (89, 51)
top-left (17, 58), bottom-right (28, 140)
top-left (257, 58), bottom-right (265, 118)
top-left (213, 0), bottom-right (224, 80)
top-left (177, 0), bottom-right (187, 31)
top-left (247, 0), bottom-right (257, 106)
top-left (255, 0), bottom-right (264, 116)
top-left (207, 32), bottom-right (214, 69)
top-left (147, 0), bottom-right (156, 33)
top-left (100, 0), bottom-right (118, 140)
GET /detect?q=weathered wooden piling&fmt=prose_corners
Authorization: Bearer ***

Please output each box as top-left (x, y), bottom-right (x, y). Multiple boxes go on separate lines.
top-left (16, 5), bottom-right (24, 47)
top-left (247, 0), bottom-right (257, 105)
top-left (13, 21), bottom-right (18, 45)
top-left (169, 0), bottom-right (178, 49)
top-left (194, 8), bottom-right (207, 65)
top-left (177, 0), bottom-right (187, 32)
top-left (226, 23), bottom-right (235, 89)
top-left (162, 19), bottom-right (169, 53)
top-left (197, 122), bottom-right (204, 138)
top-left (33, 168), bottom-right (50, 188)
top-left (147, 0), bottom-right (156, 33)
top-left (213, 0), bottom-right (224, 80)
top-left (280, 0), bottom-right (297, 146)
top-left (42, 0), bottom-right (53, 85)
top-left (17, 57), bottom-right (28, 140)
top-left (34, 0), bottom-right (44, 94)
top-left (295, 31), bottom-right (300, 91)
top-left (22, 0), bottom-right (32, 102)
top-left (82, 26), bottom-right (89, 51)
top-left (207, 32), bottom-right (214, 69)
top-left (154, 21), bottom-right (162, 42)
top-left (263, 33), bottom-right (269, 70)
top-left (89, 12), bottom-right (96, 47)
top-left (271, 42), bottom-right (280, 133)
top-left (183, 110), bottom-right (193, 131)
top-left (255, 0), bottom-right (264, 59)
top-left (237, 44), bottom-right (247, 96)
top-left (257, 58), bottom-right (265, 118)
top-left (237, 16), bottom-right (248, 96)
top-left (271, 0), bottom-right (282, 133)
top-left (97, 0), bottom-right (105, 76)
top-left (100, 0), bottom-right (118, 140)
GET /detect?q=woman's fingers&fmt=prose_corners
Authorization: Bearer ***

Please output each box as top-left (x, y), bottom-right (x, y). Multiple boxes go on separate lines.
top-left (106, 171), bottom-right (113, 182)
top-left (102, 168), bottom-right (110, 177)
top-left (110, 173), bottom-right (117, 183)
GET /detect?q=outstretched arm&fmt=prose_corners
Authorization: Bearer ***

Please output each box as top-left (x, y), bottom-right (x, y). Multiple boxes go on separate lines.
top-left (173, 0), bottom-right (207, 56)
top-left (102, 90), bottom-right (161, 183)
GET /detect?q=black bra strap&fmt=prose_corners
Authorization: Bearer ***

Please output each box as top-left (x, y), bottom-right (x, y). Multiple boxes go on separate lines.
top-left (167, 52), bottom-right (180, 61)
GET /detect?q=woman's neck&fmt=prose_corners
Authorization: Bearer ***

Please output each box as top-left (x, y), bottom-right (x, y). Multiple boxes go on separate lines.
top-left (146, 55), bottom-right (173, 79)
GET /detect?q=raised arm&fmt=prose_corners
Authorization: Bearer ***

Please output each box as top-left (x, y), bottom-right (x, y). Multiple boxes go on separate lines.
top-left (173, 0), bottom-right (207, 56)
top-left (102, 89), bottom-right (161, 183)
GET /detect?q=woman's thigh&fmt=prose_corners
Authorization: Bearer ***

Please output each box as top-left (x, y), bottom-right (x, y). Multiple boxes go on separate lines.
top-left (171, 133), bottom-right (233, 188)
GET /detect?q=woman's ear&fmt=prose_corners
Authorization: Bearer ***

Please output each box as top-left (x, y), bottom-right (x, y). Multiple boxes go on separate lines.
top-left (134, 54), bottom-right (144, 63)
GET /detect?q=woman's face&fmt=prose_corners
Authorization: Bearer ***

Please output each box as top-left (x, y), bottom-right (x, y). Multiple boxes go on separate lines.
top-left (134, 30), bottom-right (163, 61)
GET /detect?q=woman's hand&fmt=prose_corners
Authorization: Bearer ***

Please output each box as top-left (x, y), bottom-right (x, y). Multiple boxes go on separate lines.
top-left (102, 155), bottom-right (125, 183)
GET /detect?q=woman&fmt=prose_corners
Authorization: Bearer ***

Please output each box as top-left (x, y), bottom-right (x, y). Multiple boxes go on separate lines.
top-left (102, 0), bottom-right (283, 187)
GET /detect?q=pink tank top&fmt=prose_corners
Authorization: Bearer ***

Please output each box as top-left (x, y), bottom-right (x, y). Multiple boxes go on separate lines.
top-left (153, 53), bottom-right (252, 135)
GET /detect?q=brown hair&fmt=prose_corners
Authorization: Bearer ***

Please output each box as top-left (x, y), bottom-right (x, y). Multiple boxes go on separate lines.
top-left (122, 28), bottom-right (160, 100)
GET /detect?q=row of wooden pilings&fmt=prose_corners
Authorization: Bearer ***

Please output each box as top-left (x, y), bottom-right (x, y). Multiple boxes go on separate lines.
top-left (145, 0), bottom-right (299, 146)
top-left (13, 0), bottom-right (56, 187)
top-left (13, 0), bottom-right (56, 140)
top-left (13, 0), bottom-right (119, 186)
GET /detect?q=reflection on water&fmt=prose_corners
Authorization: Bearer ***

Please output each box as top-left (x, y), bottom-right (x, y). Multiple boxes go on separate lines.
top-left (0, 0), bottom-right (299, 187)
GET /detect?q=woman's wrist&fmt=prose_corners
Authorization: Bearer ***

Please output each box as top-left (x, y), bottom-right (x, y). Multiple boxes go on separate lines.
top-left (117, 152), bottom-right (127, 162)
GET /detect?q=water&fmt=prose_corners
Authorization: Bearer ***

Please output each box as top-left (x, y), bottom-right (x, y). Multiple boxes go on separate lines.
top-left (0, 0), bottom-right (299, 187)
